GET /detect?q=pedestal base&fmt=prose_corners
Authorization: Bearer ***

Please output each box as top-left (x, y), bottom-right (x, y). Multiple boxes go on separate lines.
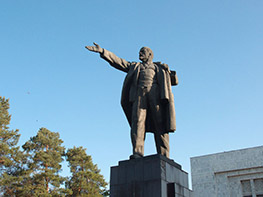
top-left (110, 154), bottom-right (192, 197)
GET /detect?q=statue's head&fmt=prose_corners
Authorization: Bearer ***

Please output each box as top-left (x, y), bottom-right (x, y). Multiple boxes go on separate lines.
top-left (139, 47), bottom-right (154, 63)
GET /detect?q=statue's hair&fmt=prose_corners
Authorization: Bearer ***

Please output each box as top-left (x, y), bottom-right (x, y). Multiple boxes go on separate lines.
top-left (140, 47), bottom-right (154, 61)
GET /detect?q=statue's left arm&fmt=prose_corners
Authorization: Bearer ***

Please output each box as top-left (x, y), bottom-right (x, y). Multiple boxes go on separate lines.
top-left (156, 62), bottom-right (178, 86)
top-left (169, 70), bottom-right (178, 86)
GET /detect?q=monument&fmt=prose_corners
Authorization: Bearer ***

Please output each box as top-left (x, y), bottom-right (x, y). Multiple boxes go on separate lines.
top-left (86, 43), bottom-right (192, 196)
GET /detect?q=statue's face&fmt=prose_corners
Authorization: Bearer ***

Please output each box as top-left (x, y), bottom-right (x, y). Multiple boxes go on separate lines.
top-left (139, 48), bottom-right (151, 62)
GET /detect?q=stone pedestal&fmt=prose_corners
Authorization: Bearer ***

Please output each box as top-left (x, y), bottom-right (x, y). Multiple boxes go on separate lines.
top-left (110, 154), bottom-right (192, 197)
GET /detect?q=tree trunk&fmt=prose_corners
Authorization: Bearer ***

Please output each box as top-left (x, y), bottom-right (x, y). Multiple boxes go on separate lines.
top-left (45, 144), bottom-right (49, 193)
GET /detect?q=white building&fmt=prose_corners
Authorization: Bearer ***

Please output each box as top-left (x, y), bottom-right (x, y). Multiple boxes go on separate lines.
top-left (190, 146), bottom-right (263, 197)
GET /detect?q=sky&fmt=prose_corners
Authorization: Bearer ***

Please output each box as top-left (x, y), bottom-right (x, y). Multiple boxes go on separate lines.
top-left (1, 0), bottom-right (263, 187)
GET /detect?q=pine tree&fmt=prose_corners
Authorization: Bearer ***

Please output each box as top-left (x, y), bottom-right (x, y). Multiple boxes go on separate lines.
top-left (0, 96), bottom-right (24, 196)
top-left (66, 146), bottom-right (108, 196)
top-left (22, 127), bottom-right (69, 196)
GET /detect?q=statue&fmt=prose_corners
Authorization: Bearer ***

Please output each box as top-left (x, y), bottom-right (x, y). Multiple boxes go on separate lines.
top-left (85, 43), bottom-right (178, 159)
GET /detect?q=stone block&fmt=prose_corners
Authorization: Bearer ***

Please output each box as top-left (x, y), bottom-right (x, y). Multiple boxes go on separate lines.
top-left (110, 154), bottom-right (192, 197)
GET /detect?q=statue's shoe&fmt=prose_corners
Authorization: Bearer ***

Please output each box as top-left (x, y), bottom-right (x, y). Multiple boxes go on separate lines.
top-left (129, 153), bottom-right (143, 159)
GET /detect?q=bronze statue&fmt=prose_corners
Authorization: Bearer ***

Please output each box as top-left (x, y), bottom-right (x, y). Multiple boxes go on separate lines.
top-left (85, 43), bottom-right (178, 159)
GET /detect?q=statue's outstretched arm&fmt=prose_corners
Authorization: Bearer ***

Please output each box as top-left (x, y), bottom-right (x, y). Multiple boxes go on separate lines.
top-left (85, 42), bottom-right (130, 73)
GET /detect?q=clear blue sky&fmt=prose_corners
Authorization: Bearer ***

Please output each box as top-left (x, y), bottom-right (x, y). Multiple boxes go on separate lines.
top-left (1, 0), bottom-right (263, 186)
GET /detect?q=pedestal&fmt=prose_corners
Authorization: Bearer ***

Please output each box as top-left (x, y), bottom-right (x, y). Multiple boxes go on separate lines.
top-left (110, 154), bottom-right (192, 197)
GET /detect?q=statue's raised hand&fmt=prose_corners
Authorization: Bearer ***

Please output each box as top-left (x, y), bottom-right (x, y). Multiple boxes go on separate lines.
top-left (85, 42), bottom-right (103, 53)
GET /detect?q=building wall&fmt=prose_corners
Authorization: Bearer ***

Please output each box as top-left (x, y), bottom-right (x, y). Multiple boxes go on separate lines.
top-left (190, 146), bottom-right (263, 197)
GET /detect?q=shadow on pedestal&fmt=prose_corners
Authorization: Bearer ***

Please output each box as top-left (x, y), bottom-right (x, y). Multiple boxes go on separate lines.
top-left (110, 154), bottom-right (192, 197)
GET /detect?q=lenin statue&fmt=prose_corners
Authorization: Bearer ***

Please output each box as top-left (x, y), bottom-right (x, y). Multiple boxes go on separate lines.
top-left (85, 43), bottom-right (178, 159)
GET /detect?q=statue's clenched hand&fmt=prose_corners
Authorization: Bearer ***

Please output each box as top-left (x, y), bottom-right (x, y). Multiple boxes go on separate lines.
top-left (85, 42), bottom-right (103, 53)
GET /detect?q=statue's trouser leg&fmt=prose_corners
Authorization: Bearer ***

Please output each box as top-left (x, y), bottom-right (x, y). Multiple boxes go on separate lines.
top-left (147, 85), bottom-right (170, 157)
top-left (154, 133), bottom-right (170, 158)
top-left (131, 88), bottom-right (147, 156)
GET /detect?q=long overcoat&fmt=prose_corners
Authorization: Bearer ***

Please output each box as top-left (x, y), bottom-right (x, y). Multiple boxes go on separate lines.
top-left (100, 49), bottom-right (178, 133)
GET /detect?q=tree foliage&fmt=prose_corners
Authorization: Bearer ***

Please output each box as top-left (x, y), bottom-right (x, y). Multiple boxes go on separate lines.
top-left (22, 127), bottom-right (70, 196)
top-left (0, 97), bottom-right (108, 196)
top-left (66, 146), bottom-right (108, 196)
top-left (0, 96), bottom-right (24, 195)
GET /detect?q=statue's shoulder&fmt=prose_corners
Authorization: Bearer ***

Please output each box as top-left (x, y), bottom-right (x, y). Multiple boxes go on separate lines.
top-left (124, 62), bottom-right (140, 73)
top-left (130, 61), bottom-right (140, 68)
top-left (154, 61), bottom-right (163, 66)
top-left (131, 61), bottom-right (140, 65)
top-left (154, 62), bottom-right (169, 70)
